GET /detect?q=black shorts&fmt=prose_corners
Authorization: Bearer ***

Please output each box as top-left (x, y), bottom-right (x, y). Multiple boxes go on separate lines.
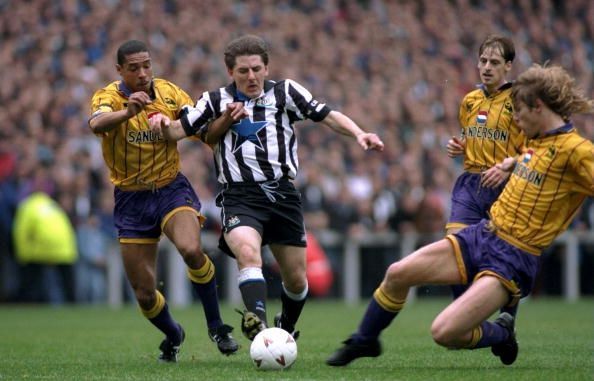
top-left (215, 178), bottom-right (307, 257)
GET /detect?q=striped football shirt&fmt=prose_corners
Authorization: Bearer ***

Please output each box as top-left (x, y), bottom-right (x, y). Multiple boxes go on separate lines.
top-left (180, 79), bottom-right (331, 184)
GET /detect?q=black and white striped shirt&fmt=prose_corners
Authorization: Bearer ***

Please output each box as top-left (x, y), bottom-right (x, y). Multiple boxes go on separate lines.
top-left (180, 79), bottom-right (331, 184)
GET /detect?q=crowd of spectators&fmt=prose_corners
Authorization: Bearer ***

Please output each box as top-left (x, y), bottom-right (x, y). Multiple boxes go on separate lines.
top-left (0, 0), bottom-right (592, 302)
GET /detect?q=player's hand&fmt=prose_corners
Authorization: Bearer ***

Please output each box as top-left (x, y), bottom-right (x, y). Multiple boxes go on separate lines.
top-left (480, 157), bottom-right (515, 188)
top-left (480, 166), bottom-right (510, 188)
top-left (148, 113), bottom-right (171, 136)
top-left (126, 91), bottom-right (152, 118)
top-left (356, 132), bottom-right (384, 151)
top-left (223, 102), bottom-right (248, 122)
top-left (447, 136), bottom-right (465, 158)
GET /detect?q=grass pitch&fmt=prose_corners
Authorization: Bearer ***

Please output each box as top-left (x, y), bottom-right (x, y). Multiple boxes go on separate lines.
top-left (0, 298), bottom-right (592, 381)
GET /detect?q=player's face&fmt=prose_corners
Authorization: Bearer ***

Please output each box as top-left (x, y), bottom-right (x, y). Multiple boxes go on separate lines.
top-left (513, 100), bottom-right (541, 139)
top-left (117, 52), bottom-right (153, 93)
top-left (229, 55), bottom-right (268, 99)
top-left (477, 46), bottom-right (511, 93)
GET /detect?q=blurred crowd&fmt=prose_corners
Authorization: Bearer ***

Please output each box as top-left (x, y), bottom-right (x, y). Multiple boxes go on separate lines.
top-left (0, 0), bottom-right (593, 303)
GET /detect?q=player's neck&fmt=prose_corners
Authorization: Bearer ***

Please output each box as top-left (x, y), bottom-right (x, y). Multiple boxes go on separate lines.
top-left (485, 80), bottom-right (507, 95)
top-left (540, 110), bottom-right (568, 136)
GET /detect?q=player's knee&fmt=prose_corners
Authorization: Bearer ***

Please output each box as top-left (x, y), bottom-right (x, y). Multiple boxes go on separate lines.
top-left (235, 243), bottom-right (260, 266)
top-left (176, 241), bottom-right (204, 262)
top-left (384, 262), bottom-right (406, 287)
top-left (283, 275), bottom-right (307, 294)
top-left (430, 318), bottom-right (457, 347)
top-left (134, 287), bottom-right (156, 310)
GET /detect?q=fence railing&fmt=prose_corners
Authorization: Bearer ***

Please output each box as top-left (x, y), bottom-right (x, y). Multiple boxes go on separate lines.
top-left (106, 230), bottom-right (594, 307)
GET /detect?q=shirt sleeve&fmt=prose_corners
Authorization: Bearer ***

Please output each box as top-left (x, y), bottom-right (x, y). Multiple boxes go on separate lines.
top-left (285, 79), bottom-right (331, 122)
top-left (180, 92), bottom-right (216, 139)
top-left (571, 142), bottom-right (594, 196)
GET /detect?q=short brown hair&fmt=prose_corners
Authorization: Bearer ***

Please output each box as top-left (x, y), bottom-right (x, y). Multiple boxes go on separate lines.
top-left (479, 35), bottom-right (515, 63)
top-left (224, 35), bottom-right (269, 70)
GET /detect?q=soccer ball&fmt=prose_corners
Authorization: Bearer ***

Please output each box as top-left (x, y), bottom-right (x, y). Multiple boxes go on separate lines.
top-left (250, 327), bottom-right (297, 370)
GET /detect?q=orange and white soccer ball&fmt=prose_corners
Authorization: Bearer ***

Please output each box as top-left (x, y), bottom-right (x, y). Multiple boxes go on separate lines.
top-left (250, 327), bottom-right (297, 370)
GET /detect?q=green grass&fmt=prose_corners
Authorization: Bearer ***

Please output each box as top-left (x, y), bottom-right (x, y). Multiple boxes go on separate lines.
top-left (0, 298), bottom-right (592, 381)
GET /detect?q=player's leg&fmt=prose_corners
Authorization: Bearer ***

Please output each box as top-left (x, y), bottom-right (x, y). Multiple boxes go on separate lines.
top-left (265, 178), bottom-right (308, 337)
top-left (431, 275), bottom-right (518, 365)
top-left (431, 275), bottom-right (508, 348)
top-left (164, 210), bottom-right (220, 328)
top-left (445, 226), bottom-right (468, 299)
top-left (224, 225), bottom-right (268, 339)
top-left (270, 244), bottom-right (307, 338)
top-left (121, 243), bottom-right (184, 362)
top-left (327, 238), bottom-right (462, 366)
top-left (163, 209), bottom-right (238, 354)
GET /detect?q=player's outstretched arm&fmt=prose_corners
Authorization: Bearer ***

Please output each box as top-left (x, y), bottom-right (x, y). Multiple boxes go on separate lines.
top-left (89, 91), bottom-right (152, 133)
top-left (320, 110), bottom-right (384, 151)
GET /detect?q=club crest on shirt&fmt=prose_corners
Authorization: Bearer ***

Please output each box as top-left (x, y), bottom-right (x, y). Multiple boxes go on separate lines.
top-left (226, 215), bottom-right (240, 228)
top-left (164, 97), bottom-right (177, 109)
top-left (255, 96), bottom-right (274, 107)
top-left (476, 111), bottom-right (488, 127)
top-left (547, 146), bottom-right (557, 159)
top-left (230, 118), bottom-right (267, 153)
top-left (503, 101), bottom-right (513, 114)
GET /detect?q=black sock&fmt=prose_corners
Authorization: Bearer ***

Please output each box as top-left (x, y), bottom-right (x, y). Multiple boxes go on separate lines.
top-left (280, 286), bottom-right (307, 329)
top-left (239, 280), bottom-right (268, 325)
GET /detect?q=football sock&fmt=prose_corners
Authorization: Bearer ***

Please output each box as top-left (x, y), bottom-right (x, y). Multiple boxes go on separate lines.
top-left (280, 282), bottom-right (308, 328)
top-left (355, 285), bottom-right (404, 341)
top-left (238, 267), bottom-right (268, 325)
top-left (141, 290), bottom-right (183, 344)
top-left (187, 255), bottom-right (223, 330)
top-left (470, 321), bottom-right (509, 349)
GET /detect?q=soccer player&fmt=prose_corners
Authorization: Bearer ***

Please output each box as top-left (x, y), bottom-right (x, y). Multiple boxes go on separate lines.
top-left (327, 64), bottom-right (594, 367)
top-left (88, 40), bottom-right (238, 362)
top-left (149, 34), bottom-right (384, 341)
top-left (445, 35), bottom-right (525, 318)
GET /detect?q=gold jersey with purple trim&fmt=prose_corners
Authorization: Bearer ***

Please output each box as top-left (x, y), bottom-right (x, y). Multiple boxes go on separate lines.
top-left (459, 83), bottom-right (525, 173)
top-left (89, 78), bottom-right (194, 191)
top-left (490, 123), bottom-right (594, 255)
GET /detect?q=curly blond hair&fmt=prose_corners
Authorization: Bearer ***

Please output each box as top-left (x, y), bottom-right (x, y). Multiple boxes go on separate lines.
top-left (512, 64), bottom-right (593, 121)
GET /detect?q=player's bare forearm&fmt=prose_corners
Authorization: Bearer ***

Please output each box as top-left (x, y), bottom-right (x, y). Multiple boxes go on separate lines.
top-left (204, 102), bottom-right (247, 144)
top-left (89, 110), bottom-right (131, 133)
top-left (90, 91), bottom-right (152, 134)
top-left (322, 111), bottom-right (363, 137)
top-left (322, 111), bottom-right (384, 151)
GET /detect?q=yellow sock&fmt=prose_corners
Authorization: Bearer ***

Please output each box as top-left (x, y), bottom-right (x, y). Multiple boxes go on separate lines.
top-left (141, 290), bottom-right (165, 319)
top-left (187, 256), bottom-right (215, 284)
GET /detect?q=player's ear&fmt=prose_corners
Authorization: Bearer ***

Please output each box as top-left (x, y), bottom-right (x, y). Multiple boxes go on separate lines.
top-left (504, 60), bottom-right (512, 72)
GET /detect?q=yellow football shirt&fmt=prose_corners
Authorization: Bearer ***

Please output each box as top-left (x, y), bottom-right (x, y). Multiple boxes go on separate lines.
top-left (490, 124), bottom-right (594, 254)
top-left (459, 83), bottom-right (525, 173)
top-left (90, 79), bottom-right (193, 191)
